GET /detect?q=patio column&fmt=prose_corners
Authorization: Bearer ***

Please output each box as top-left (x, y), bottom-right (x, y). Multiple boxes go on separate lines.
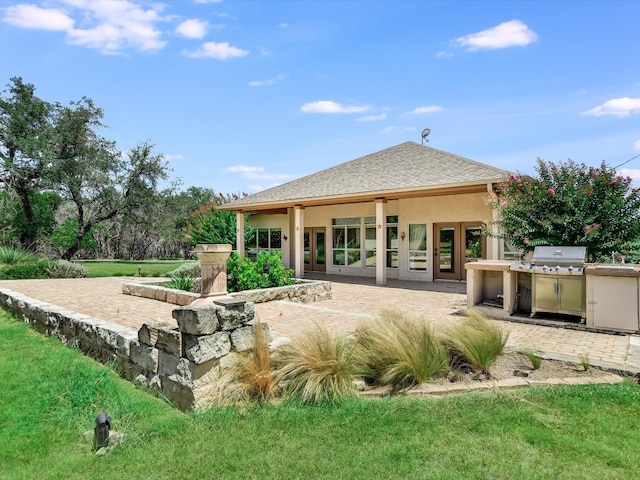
top-left (375, 198), bottom-right (387, 285)
top-left (294, 205), bottom-right (305, 279)
top-left (235, 211), bottom-right (245, 256)
top-left (487, 183), bottom-right (500, 260)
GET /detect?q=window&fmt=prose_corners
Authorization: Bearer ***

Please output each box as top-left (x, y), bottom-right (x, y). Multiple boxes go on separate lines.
top-left (408, 224), bottom-right (427, 271)
top-left (364, 215), bottom-right (398, 268)
top-left (248, 228), bottom-right (282, 257)
top-left (386, 215), bottom-right (399, 268)
top-left (332, 218), bottom-right (361, 266)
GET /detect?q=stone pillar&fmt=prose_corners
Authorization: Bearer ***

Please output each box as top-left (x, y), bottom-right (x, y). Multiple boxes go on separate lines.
top-left (193, 244), bottom-right (233, 297)
top-left (487, 183), bottom-right (500, 260)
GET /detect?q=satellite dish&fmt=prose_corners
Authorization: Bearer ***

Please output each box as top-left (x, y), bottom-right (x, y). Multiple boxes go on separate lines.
top-left (421, 128), bottom-right (431, 145)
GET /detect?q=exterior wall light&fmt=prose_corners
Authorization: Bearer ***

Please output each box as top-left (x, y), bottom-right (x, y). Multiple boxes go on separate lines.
top-left (400, 232), bottom-right (406, 241)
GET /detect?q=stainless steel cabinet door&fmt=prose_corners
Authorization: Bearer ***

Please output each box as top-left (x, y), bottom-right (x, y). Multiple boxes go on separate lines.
top-left (558, 277), bottom-right (584, 314)
top-left (535, 276), bottom-right (558, 311)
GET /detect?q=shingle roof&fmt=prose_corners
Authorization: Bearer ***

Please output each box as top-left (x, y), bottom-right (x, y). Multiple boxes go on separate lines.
top-left (223, 141), bottom-right (510, 210)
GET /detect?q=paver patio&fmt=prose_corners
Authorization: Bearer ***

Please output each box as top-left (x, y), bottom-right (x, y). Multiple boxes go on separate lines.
top-left (1, 275), bottom-right (639, 373)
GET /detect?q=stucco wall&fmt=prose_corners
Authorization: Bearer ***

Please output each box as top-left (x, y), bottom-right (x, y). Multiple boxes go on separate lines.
top-left (249, 192), bottom-right (494, 282)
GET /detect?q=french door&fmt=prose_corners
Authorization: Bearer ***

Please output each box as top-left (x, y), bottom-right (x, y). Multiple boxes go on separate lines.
top-left (434, 222), bottom-right (485, 280)
top-left (304, 228), bottom-right (326, 272)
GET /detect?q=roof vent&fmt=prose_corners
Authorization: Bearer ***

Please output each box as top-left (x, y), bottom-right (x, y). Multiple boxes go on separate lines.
top-left (421, 128), bottom-right (430, 145)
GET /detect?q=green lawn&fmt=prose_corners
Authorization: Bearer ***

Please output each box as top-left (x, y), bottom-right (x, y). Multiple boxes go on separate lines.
top-left (2, 309), bottom-right (640, 479)
top-left (77, 260), bottom-right (187, 278)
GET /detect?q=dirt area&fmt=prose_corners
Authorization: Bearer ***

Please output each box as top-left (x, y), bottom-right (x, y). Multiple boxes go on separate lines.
top-left (431, 349), bottom-right (613, 385)
top-left (361, 349), bottom-right (626, 397)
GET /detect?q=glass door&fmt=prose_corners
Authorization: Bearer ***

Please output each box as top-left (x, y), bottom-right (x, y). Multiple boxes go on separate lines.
top-left (434, 222), bottom-right (485, 280)
top-left (304, 228), bottom-right (326, 272)
top-left (435, 224), bottom-right (457, 280)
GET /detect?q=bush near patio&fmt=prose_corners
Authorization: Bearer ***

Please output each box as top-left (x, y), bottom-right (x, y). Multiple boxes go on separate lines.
top-left (226, 251), bottom-right (295, 293)
top-left (0, 246), bottom-right (86, 279)
top-left (490, 158), bottom-right (640, 262)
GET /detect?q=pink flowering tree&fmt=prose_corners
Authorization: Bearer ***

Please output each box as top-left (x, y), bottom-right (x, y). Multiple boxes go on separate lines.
top-left (490, 159), bottom-right (640, 262)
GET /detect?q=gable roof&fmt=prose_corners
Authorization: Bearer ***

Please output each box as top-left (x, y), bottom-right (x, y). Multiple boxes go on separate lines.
top-left (221, 141), bottom-right (510, 212)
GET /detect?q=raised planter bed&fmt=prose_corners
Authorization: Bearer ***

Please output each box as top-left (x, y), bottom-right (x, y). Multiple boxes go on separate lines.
top-left (122, 279), bottom-right (332, 305)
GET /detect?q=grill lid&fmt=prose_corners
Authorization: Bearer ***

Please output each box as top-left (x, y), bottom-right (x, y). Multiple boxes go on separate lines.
top-left (531, 246), bottom-right (587, 266)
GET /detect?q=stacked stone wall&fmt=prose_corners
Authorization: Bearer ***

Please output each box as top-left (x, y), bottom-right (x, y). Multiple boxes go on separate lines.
top-left (122, 279), bottom-right (332, 305)
top-left (0, 287), bottom-right (264, 411)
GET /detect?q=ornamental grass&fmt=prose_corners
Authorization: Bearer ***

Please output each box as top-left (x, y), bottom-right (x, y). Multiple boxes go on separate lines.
top-left (273, 323), bottom-right (358, 404)
top-left (440, 309), bottom-right (509, 375)
top-left (353, 309), bottom-right (448, 391)
top-left (216, 315), bottom-right (277, 405)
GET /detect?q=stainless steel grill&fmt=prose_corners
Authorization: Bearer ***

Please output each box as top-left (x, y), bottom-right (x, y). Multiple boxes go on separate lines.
top-left (510, 246), bottom-right (588, 320)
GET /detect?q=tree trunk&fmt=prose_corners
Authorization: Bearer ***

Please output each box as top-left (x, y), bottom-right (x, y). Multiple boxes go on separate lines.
top-left (15, 183), bottom-right (36, 250)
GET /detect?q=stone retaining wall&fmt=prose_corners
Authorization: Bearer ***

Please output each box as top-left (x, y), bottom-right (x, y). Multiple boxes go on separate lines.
top-left (122, 279), bottom-right (332, 305)
top-left (0, 287), bottom-right (265, 411)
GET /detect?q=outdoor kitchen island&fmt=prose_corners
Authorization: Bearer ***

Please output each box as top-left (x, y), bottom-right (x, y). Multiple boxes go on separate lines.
top-left (466, 254), bottom-right (640, 334)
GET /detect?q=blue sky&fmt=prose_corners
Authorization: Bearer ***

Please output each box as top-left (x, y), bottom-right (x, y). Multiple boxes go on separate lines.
top-left (2, 0), bottom-right (640, 194)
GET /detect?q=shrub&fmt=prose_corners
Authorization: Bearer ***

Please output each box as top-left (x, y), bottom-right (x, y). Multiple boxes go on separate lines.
top-left (167, 261), bottom-right (201, 278)
top-left (273, 323), bottom-right (358, 404)
top-left (218, 316), bottom-right (276, 404)
top-left (0, 260), bottom-right (52, 280)
top-left (441, 310), bottom-right (509, 375)
top-left (490, 159), bottom-right (640, 262)
top-left (354, 309), bottom-right (448, 391)
top-left (165, 276), bottom-right (195, 292)
top-left (0, 246), bottom-right (38, 265)
top-left (227, 251), bottom-right (295, 293)
top-left (46, 260), bottom-right (86, 278)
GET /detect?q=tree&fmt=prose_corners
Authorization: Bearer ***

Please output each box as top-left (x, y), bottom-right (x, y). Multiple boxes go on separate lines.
top-left (51, 119), bottom-right (169, 260)
top-left (490, 159), bottom-right (640, 262)
top-left (183, 192), bottom-right (251, 248)
top-left (0, 77), bottom-right (54, 249)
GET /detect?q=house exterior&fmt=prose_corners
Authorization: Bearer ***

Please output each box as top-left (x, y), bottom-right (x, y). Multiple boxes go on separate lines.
top-left (219, 141), bottom-right (511, 285)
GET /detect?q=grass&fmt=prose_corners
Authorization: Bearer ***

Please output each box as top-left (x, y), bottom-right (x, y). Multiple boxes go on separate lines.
top-left (520, 348), bottom-right (544, 370)
top-left (0, 246), bottom-right (39, 264)
top-left (580, 354), bottom-right (591, 371)
top-left (273, 323), bottom-right (359, 404)
top-left (354, 308), bottom-right (448, 390)
top-left (218, 315), bottom-right (277, 404)
top-left (77, 260), bottom-right (187, 277)
top-left (441, 309), bottom-right (510, 375)
top-left (3, 309), bottom-right (640, 479)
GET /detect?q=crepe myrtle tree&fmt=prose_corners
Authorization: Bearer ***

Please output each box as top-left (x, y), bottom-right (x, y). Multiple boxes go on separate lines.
top-left (489, 158), bottom-right (640, 262)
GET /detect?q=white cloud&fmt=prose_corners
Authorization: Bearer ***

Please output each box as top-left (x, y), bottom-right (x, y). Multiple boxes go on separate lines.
top-left (3, 4), bottom-right (74, 30)
top-left (225, 165), bottom-right (296, 181)
top-left (258, 47), bottom-right (271, 56)
top-left (3, 0), bottom-right (168, 54)
top-left (176, 18), bottom-right (208, 39)
top-left (582, 97), bottom-right (640, 117)
top-left (248, 73), bottom-right (287, 87)
top-left (165, 154), bottom-right (184, 162)
top-left (194, 0), bottom-right (223, 3)
top-left (278, 23), bottom-right (289, 28)
top-left (435, 50), bottom-right (453, 59)
top-left (454, 20), bottom-right (537, 51)
top-left (407, 106), bottom-right (444, 115)
top-left (301, 100), bottom-right (371, 114)
top-left (356, 113), bottom-right (387, 122)
top-left (635, 140), bottom-right (640, 150)
top-left (620, 168), bottom-right (640, 180)
top-left (184, 41), bottom-right (248, 59)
